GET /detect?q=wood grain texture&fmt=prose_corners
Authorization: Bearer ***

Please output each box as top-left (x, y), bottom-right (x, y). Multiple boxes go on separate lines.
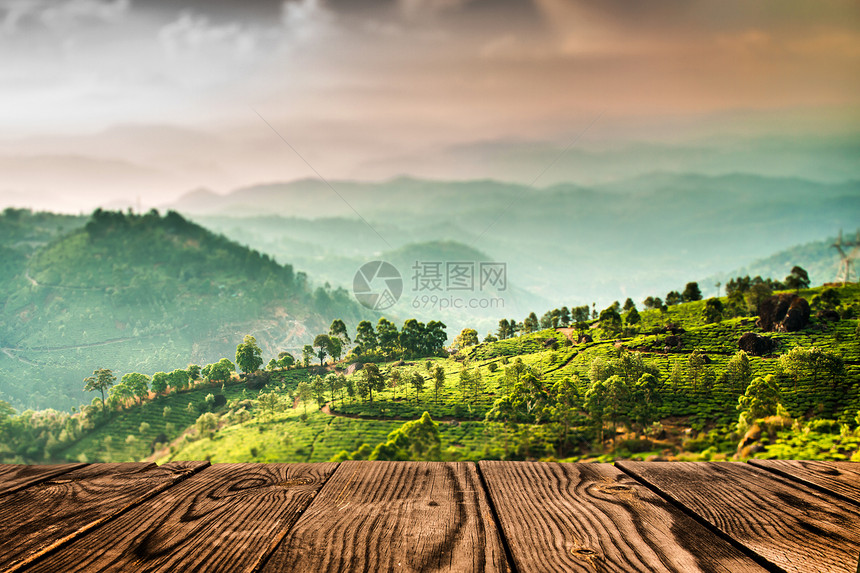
top-left (259, 460), bottom-right (510, 573)
top-left (0, 461), bottom-right (207, 573)
top-left (0, 464), bottom-right (86, 496)
top-left (21, 462), bottom-right (336, 573)
top-left (748, 459), bottom-right (860, 506)
top-left (479, 461), bottom-right (765, 573)
top-left (617, 461), bottom-right (860, 573)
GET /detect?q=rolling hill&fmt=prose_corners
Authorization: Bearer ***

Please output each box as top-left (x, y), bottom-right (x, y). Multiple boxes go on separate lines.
top-left (0, 209), bottom-right (373, 411)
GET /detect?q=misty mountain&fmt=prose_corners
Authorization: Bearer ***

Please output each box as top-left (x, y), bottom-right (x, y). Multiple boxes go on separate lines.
top-left (174, 172), bottom-right (859, 309)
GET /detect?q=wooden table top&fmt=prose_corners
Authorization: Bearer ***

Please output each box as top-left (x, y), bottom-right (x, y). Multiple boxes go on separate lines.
top-left (0, 460), bottom-right (857, 572)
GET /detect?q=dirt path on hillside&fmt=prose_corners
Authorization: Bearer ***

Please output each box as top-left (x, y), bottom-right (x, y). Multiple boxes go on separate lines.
top-left (1, 348), bottom-right (37, 365)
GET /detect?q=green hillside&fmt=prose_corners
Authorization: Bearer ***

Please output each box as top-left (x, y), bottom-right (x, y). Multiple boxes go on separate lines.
top-left (0, 209), bottom-right (373, 411)
top-left (8, 280), bottom-right (856, 466)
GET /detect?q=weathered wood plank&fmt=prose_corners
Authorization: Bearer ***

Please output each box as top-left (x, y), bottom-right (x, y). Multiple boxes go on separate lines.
top-left (0, 461), bottom-right (207, 572)
top-left (21, 462), bottom-right (336, 573)
top-left (260, 460), bottom-right (510, 572)
top-left (617, 461), bottom-right (860, 573)
top-left (479, 461), bottom-right (765, 573)
top-left (748, 459), bottom-right (860, 506)
top-left (0, 463), bottom-right (87, 496)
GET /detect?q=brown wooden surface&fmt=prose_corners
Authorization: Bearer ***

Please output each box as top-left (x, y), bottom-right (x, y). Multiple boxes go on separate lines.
top-left (479, 461), bottom-right (765, 573)
top-left (23, 462), bottom-right (336, 573)
top-left (617, 461), bottom-right (860, 573)
top-left (0, 461), bottom-right (207, 573)
top-left (1, 461), bottom-right (858, 573)
top-left (0, 463), bottom-right (86, 496)
top-left (748, 459), bottom-right (860, 505)
top-left (259, 460), bottom-right (510, 573)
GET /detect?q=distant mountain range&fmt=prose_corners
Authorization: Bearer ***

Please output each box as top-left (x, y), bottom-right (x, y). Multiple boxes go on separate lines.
top-left (170, 172), bottom-right (859, 308)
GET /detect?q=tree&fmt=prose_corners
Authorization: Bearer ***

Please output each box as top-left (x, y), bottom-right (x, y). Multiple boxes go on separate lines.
top-left (682, 282), bottom-right (702, 302)
top-left (631, 373), bottom-right (661, 434)
top-left (745, 283), bottom-right (773, 315)
top-left (623, 298), bottom-right (636, 313)
top-left (459, 367), bottom-right (472, 400)
top-left (598, 306), bottom-right (622, 335)
top-left (550, 376), bottom-right (581, 450)
top-left (311, 376), bottom-right (327, 406)
top-left (665, 291), bottom-right (682, 306)
top-left (559, 306), bottom-right (571, 326)
top-left (83, 368), bottom-right (116, 409)
top-left (150, 372), bottom-right (169, 394)
top-left (337, 374), bottom-right (348, 406)
top-left (399, 319), bottom-right (425, 357)
top-left (257, 391), bottom-right (279, 418)
top-left (423, 320), bottom-right (447, 356)
top-left (411, 371), bottom-right (426, 405)
top-left (196, 412), bottom-right (218, 437)
top-left (784, 266), bottom-right (810, 291)
top-left (472, 367), bottom-right (484, 401)
top-left (187, 364), bottom-right (201, 383)
top-left (453, 328), bottom-right (479, 350)
top-left (572, 305), bottom-right (590, 324)
top-left (377, 318), bottom-right (399, 356)
top-left (235, 335), bottom-right (263, 374)
top-left (355, 320), bottom-right (377, 354)
top-left (539, 311), bottom-right (553, 329)
top-left (329, 319), bottom-right (351, 346)
top-left (203, 359), bottom-right (234, 385)
top-left (345, 376), bottom-right (356, 403)
top-left (366, 412), bottom-right (441, 461)
top-left (277, 351), bottom-right (295, 369)
top-left (388, 369), bottom-right (402, 400)
top-left (301, 345), bottom-right (314, 367)
top-left (523, 312), bottom-right (539, 333)
top-left (643, 296), bottom-right (661, 310)
top-left (778, 346), bottom-right (845, 393)
top-left (604, 375), bottom-right (630, 444)
top-left (168, 369), bottom-right (190, 391)
top-left (313, 334), bottom-right (331, 365)
top-left (723, 351), bottom-right (752, 393)
top-left (702, 297), bottom-right (723, 324)
top-left (362, 363), bottom-right (385, 403)
top-left (296, 381), bottom-right (313, 415)
top-left (686, 351), bottom-right (708, 390)
top-left (433, 365), bottom-right (445, 404)
top-left (121, 372), bottom-right (150, 404)
top-left (737, 375), bottom-right (781, 431)
top-left (625, 308), bottom-right (641, 326)
top-left (107, 382), bottom-right (133, 409)
top-left (327, 336), bottom-right (343, 364)
top-left (584, 379), bottom-right (607, 445)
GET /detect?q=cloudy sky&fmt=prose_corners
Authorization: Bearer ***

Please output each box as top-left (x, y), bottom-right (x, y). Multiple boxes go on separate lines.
top-left (0, 0), bottom-right (858, 211)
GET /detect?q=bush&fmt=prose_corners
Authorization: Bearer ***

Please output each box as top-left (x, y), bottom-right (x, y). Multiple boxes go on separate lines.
top-left (808, 419), bottom-right (840, 434)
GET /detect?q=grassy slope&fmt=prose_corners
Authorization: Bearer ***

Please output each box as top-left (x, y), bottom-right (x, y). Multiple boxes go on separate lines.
top-left (60, 283), bottom-right (860, 464)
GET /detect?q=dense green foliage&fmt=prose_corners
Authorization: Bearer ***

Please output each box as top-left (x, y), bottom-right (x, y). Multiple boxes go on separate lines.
top-left (0, 209), bottom-right (371, 410)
